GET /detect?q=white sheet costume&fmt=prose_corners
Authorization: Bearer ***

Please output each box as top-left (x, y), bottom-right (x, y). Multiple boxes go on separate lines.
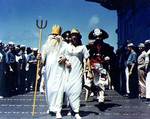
top-left (42, 35), bottom-right (69, 113)
top-left (42, 35), bottom-right (89, 114)
top-left (92, 63), bottom-right (109, 103)
top-left (65, 45), bottom-right (89, 113)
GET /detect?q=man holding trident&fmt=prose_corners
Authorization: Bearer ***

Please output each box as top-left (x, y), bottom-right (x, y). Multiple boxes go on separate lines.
top-left (32, 19), bottom-right (47, 116)
top-left (41, 24), bottom-right (71, 119)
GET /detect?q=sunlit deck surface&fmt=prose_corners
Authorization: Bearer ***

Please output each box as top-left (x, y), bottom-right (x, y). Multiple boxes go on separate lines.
top-left (0, 89), bottom-right (150, 119)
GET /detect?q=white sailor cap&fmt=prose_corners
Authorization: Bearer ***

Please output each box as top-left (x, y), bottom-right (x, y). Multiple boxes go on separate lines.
top-left (104, 56), bottom-right (110, 61)
top-left (138, 43), bottom-right (145, 48)
top-left (32, 48), bottom-right (38, 51)
top-left (20, 45), bottom-right (26, 48)
top-left (0, 40), bottom-right (2, 43)
top-left (144, 39), bottom-right (150, 44)
top-left (8, 41), bottom-right (14, 45)
top-left (15, 46), bottom-right (20, 50)
top-left (127, 43), bottom-right (134, 47)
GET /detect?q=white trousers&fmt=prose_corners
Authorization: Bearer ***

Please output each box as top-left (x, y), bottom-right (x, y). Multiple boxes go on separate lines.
top-left (146, 72), bottom-right (150, 99)
top-left (125, 67), bottom-right (130, 94)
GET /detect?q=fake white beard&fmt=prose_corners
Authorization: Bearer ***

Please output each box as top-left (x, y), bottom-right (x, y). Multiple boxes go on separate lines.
top-left (42, 35), bottom-right (63, 59)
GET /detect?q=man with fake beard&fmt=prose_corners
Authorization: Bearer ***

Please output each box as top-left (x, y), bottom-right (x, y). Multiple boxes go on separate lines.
top-left (41, 26), bottom-right (90, 119)
top-left (41, 25), bottom-right (71, 119)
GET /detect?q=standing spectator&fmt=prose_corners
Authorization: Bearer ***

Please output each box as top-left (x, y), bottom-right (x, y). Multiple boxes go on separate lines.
top-left (6, 42), bottom-right (17, 96)
top-left (15, 45), bottom-right (21, 93)
top-left (18, 45), bottom-right (27, 93)
top-left (145, 40), bottom-right (150, 102)
top-left (137, 43), bottom-right (146, 99)
top-left (116, 46), bottom-right (128, 95)
top-left (25, 47), bottom-right (32, 92)
top-left (0, 41), bottom-right (6, 98)
top-left (126, 43), bottom-right (138, 98)
top-left (27, 48), bottom-right (38, 91)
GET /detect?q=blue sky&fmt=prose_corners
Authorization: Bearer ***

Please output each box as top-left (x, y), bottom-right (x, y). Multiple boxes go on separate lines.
top-left (0, 0), bottom-right (117, 50)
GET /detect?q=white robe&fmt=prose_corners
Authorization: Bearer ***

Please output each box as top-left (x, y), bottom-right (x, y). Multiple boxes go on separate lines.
top-left (42, 36), bottom-right (89, 112)
top-left (65, 45), bottom-right (89, 112)
top-left (42, 35), bottom-right (69, 112)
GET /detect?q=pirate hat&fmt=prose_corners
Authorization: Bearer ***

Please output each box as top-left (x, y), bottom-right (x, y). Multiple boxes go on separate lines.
top-left (145, 39), bottom-right (150, 44)
top-left (88, 28), bottom-right (109, 40)
top-left (62, 30), bottom-right (71, 39)
top-left (138, 43), bottom-right (145, 48)
top-left (32, 48), bottom-right (38, 51)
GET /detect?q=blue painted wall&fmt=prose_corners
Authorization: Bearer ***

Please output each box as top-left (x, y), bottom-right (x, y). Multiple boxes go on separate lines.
top-left (117, 0), bottom-right (150, 47)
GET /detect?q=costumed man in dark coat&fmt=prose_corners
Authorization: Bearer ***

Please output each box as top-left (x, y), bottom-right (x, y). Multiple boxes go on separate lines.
top-left (0, 41), bottom-right (6, 98)
top-left (92, 28), bottom-right (116, 90)
top-left (86, 28), bottom-right (116, 103)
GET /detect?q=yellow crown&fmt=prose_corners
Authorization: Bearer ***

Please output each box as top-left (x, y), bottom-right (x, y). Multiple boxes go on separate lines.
top-left (51, 25), bottom-right (62, 35)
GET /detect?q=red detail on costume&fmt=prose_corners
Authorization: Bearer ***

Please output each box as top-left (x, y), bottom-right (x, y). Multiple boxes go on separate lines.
top-left (90, 55), bottom-right (104, 70)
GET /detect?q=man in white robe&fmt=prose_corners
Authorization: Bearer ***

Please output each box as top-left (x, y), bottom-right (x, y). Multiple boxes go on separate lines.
top-left (41, 25), bottom-right (69, 118)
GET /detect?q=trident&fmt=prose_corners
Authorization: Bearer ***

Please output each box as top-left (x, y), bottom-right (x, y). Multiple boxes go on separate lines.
top-left (32, 19), bottom-right (47, 117)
